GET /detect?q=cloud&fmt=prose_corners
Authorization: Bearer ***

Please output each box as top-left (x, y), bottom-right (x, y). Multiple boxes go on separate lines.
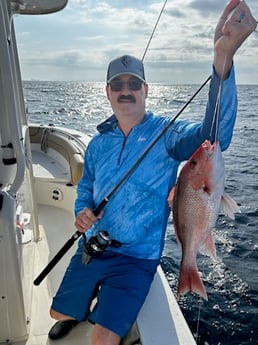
top-left (189, 0), bottom-right (225, 15)
top-left (14, 0), bottom-right (258, 83)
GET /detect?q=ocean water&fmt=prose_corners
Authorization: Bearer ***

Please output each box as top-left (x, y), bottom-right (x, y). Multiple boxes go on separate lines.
top-left (23, 80), bottom-right (258, 345)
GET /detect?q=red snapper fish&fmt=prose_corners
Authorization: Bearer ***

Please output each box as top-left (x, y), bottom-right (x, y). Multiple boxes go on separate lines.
top-left (167, 140), bottom-right (240, 300)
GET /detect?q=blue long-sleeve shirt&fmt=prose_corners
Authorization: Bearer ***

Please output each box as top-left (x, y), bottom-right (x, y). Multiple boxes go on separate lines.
top-left (75, 66), bottom-right (237, 260)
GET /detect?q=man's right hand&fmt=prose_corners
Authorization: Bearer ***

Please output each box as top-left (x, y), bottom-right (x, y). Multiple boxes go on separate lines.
top-left (75, 208), bottom-right (104, 232)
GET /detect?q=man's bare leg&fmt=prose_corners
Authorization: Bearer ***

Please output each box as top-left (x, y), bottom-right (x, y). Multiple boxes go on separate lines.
top-left (50, 308), bottom-right (76, 321)
top-left (91, 324), bottom-right (121, 345)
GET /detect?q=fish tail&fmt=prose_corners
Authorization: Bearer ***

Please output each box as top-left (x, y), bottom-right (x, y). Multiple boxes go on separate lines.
top-left (177, 263), bottom-right (208, 301)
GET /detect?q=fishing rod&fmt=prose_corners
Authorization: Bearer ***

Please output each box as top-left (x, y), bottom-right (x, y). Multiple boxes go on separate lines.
top-left (142, 0), bottom-right (167, 61)
top-left (33, 74), bottom-right (211, 286)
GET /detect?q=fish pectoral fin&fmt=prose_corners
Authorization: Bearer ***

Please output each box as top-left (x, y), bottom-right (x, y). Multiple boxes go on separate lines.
top-left (200, 232), bottom-right (216, 258)
top-left (220, 194), bottom-right (241, 219)
top-left (167, 186), bottom-right (176, 208)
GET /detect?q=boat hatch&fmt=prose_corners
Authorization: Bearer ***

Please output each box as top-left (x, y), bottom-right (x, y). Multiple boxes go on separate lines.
top-left (11, 0), bottom-right (68, 15)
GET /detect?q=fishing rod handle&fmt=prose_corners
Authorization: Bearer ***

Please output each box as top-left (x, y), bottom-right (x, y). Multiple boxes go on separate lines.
top-left (33, 231), bottom-right (82, 286)
top-left (33, 201), bottom-right (108, 286)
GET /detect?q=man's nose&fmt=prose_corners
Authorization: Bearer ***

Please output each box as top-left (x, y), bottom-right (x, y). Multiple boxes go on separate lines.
top-left (120, 82), bottom-right (131, 92)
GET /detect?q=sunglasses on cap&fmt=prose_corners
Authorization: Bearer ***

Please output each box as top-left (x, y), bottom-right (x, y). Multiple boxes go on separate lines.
top-left (108, 79), bottom-right (144, 92)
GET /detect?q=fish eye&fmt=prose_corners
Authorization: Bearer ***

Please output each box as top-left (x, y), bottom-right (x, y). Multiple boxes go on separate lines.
top-left (190, 159), bottom-right (197, 166)
top-left (203, 185), bottom-right (210, 194)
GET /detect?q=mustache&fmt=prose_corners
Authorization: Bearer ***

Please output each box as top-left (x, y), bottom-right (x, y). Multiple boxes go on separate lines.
top-left (118, 95), bottom-right (136, 103)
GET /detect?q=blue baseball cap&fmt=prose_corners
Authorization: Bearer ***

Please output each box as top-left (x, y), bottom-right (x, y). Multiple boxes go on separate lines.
top-left (107, 55), bottom-right (146, 83)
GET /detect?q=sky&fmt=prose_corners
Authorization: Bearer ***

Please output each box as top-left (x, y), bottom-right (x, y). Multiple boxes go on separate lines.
top-left (14, 0), bottom-right (258, 84)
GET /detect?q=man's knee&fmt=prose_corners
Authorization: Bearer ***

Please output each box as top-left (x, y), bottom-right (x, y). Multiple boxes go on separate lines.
top-left (50, 308), bottom-right (75, 321)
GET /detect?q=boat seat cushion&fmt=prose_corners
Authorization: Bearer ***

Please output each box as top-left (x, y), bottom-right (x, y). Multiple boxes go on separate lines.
top-left (29, 126), bottom-right (84, 185)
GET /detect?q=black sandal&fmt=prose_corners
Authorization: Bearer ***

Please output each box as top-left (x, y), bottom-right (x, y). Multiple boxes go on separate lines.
top-left (48, 319), bottom-right (80, 340)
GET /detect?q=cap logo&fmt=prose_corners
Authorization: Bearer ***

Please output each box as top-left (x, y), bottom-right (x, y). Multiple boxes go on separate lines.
top-left (121, 56), bottom-right (131, 68)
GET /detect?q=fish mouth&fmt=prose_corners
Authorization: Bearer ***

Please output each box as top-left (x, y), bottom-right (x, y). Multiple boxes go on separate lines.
top-left (201, 140), bottom-right (217, 150)
top-left (202, 140), bottom-right (218, 157)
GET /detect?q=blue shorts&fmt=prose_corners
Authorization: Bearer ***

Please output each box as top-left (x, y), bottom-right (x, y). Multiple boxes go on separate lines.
top-left (51, 239), bottom-right (159, 337)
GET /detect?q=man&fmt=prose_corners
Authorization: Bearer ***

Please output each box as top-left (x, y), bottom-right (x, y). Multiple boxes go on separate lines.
top-left (48, 1), bottom-right (257, 344)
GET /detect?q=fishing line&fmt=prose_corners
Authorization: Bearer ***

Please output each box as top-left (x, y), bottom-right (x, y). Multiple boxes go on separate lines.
top-left (210, 53), bottom-right (228, 144)
top-left (211, 82), bottom-right (222, 143)
top-left (195, 297), bottom-right (204, 343)
top-left (141, 0), bottom-right (167, 61)
top-left (195, 256), bottom-right (208, 344)
top-left (195, 54), bottom-right (229, 340)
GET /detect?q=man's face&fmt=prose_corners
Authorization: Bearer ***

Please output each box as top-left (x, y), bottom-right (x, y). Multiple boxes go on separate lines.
top-left (106, 74), bottom-right (148, 122)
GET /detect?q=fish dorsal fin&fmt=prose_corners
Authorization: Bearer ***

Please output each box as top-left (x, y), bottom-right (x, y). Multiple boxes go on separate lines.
top-left (220, 194), bottom-right (241, 220)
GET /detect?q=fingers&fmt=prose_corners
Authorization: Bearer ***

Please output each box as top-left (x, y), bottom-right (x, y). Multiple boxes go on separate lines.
top-left (213, 0), bottom-right (257, 78)
top-left (214, 0), bottom-right (241, 43)
top-left (75, 208), bottom-right (103, 232)
top-left (220, 0), bottom-right (241, 21)
top-left (222, 0), bottom-right (257, 27)
top-left (215, 0), bottom-right (257, 47)
top-left (228, 1), bottom-right (257, 31)
top-left (222, 1), bottom-right (257, 41)
top-left (218, 0), bottom-right (257, 28)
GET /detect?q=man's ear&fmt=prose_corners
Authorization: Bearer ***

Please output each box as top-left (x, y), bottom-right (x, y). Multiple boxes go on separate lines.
top-left (144, 83), bottom-right (149, 99)
top-left (106, 85), bottom-right (111, 101)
